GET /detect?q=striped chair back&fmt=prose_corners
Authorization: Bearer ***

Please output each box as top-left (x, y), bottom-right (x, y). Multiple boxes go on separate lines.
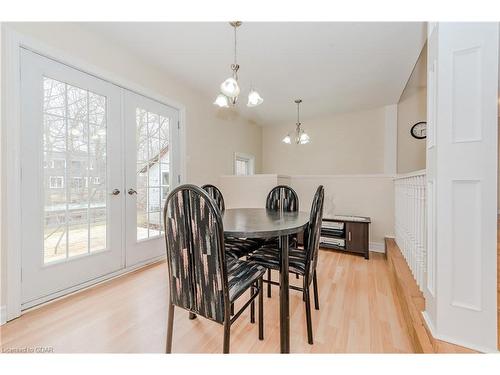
top-left (201, 184), bottom-right (225, 213)
top-left (304, 185), bottom-right (325, 285)
top-left (265, 185), bottom-right (299, 212)
top-left (163, 184), bottom-right (229, 323)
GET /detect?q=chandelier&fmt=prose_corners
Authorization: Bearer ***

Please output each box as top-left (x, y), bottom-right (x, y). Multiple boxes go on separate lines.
top-left (282, 99), bottom-right (310, 144)
top-left (213, 21), bottom-right (264, 108)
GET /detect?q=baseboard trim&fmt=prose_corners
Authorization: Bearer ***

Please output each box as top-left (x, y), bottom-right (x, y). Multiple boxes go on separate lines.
top-left (369, 242), bottom-right (385, 253)
top-left (0, 305), bottom-right (6, 325)
top-left (421, 312), bottom-right (498, 353)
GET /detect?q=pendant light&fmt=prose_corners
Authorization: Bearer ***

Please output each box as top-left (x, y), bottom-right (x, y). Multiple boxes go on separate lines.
top-left (214, 21), bottom-right (264, 108)
top-left (282, 99), bottom-right (310, 145)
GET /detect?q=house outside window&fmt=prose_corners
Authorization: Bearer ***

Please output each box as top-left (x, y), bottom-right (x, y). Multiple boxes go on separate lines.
top-left (49, 176), bottom-right (64, 189)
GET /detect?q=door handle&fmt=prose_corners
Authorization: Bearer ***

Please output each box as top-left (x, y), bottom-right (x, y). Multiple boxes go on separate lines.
top-left (111, 189), bottom-right (120, 196)
top-left (348, 231), bottom-right (352, 242)
top-left (128, 188), bottom-right (137, 196)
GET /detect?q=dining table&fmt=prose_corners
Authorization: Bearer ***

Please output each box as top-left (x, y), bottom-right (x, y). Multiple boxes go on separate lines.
top-left (222, 208), bottom-right (310, 353)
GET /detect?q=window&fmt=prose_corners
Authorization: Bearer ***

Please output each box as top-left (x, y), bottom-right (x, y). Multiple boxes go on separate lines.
top-left (72, 177), bottom-right (84, 189)
top-left (234, 152), bottom-right (255, 176)
top-left (43, 77), bottom-right (107, 263)
top-left (136, 107), bottom-right (170, 240)
top-left (49, 176), bottom-right (64, 189)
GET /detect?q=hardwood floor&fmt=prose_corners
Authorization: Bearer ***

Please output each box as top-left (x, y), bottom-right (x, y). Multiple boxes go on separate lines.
top-left (0, 250), bottom-right (413, 353)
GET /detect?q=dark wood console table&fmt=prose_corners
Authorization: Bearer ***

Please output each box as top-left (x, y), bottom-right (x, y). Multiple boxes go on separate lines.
top-left (319, 215), bottom-right (371, 259)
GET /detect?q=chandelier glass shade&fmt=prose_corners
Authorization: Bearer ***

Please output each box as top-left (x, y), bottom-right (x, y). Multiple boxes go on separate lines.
top-left (282, 99), bottom-right (310, 145)
top-left (214, 22), bottom-right (263, 108)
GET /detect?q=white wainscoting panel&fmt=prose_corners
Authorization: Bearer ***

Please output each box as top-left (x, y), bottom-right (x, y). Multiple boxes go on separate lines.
top-left (452, 47), bottom-right (482, 143)
top-left (451, 180), bottom-right (482, 311)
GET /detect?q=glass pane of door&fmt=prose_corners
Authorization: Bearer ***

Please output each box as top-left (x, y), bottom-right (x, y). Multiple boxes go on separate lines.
top-left (135, 107), bottom-right (170, 241)
top-left (43, 77), bottom-right (107, 264)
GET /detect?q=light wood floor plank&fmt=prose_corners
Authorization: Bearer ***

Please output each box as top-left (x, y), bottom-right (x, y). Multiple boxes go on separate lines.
top-left (0, 251), bottom-right (414, 353)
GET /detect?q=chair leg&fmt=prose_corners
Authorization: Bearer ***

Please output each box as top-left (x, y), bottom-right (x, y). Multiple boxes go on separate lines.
top-left (189, 312), bottom-right (197, 320)
top-left (258, 277), bottom-right (264, 340)
top-left (250, 283), bottom-right (256, 324)
top-left (166, 302), bottom-right (175, 353)
top-left (313, 271), bottom-right (320, 310)
top-left (304, 287), bottom-right (314, 345)
top-left (223, 319), bottom-right (231, 354)
top-left (267, 269), bottom-right (272, 297)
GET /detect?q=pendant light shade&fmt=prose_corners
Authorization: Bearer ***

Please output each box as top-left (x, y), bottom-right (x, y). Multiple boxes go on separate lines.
top-left (220, 77), bottom-right (240, 98)
top-left (299, 131), bottom-right (311, 144)
top-left (213, 93), bottom-right (230, 108)
top-left (247, 89), bottom-right (264, 107)
top-left (282, 134), bottom-right (292, 144)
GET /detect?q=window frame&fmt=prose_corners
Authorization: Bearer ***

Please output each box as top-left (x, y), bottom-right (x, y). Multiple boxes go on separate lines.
top-left (233, 152), bottom-right (255, 176)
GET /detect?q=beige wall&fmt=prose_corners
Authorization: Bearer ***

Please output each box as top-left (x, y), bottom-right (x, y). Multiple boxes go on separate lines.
top-left (6, 22), bottom-right (263, 186)
top-left (218, 174), bottom-right (290, 209)
top-left (261, 106), bottom-right (393, 246)
top-left (262, 106), bottom-right (386, 175)
top-left (397, 43), bottom-right (427, 174)
top-left (397, 87), bottom-right (427, 173)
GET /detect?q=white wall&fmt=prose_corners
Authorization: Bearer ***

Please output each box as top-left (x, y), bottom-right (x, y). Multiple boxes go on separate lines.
top-left (6, 22), bottom-right (263, 186)
top-left (262, 106), bottom-right (386, 175)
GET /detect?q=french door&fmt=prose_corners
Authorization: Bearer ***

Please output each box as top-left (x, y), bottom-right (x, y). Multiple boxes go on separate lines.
top-left (124, 91), bottom-right (180, 266)
top-left (20, 49), bottom-right (180, 307)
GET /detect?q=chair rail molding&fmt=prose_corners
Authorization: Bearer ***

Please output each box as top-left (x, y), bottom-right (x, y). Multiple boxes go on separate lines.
top-left (424, 22), bottom-right (499, 353)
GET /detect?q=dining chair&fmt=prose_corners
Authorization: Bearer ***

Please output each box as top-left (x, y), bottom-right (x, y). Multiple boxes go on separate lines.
top-left (201, 184), bottom-right (263, 260)
top-left (164, 184), bottom-right (266, 353)
top-left (264, 185), bottom-right (300, 296)
top-left (249, 185), bottom-right (324, 344)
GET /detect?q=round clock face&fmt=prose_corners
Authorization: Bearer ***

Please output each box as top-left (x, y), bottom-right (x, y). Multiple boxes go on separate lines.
top-left (410, 121), bottom-right (427, 139)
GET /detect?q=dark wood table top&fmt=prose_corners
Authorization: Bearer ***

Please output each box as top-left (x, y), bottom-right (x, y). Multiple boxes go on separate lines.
top-left (222, 208), bottom-right (309, 239)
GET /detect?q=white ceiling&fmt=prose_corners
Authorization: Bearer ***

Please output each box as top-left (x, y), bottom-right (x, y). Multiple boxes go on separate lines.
top-left (81, 22), bottom-right (427, 126)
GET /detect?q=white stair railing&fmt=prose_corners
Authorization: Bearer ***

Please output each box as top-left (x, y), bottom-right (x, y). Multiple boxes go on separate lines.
top-left (394, 170), bottom-right (426, 291)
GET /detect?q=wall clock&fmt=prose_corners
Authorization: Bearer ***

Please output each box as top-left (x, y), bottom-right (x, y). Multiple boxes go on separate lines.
top-left (410, 121), bottom-right (427, 139)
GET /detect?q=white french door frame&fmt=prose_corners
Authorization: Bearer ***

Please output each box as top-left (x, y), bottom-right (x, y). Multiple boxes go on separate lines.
top-left (1, 26), bottom-right (186, 321)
